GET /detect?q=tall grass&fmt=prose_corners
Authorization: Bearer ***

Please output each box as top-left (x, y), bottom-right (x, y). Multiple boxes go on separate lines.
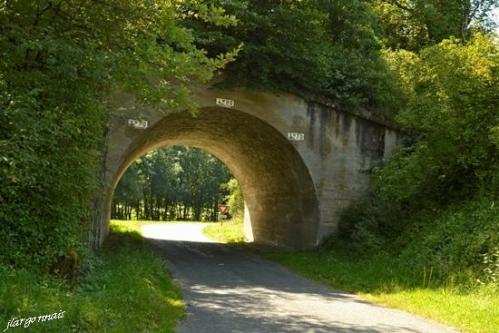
top-left (203, 218), bottom-right (244, 243)
top-left (263, 250), bottom-right (498, 333)
top-left (0, 224), bottom-right (184, 332)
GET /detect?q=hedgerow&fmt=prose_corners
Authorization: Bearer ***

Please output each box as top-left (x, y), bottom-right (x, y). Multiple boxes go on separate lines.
top-left (0, 0), bottom-right (233, 270)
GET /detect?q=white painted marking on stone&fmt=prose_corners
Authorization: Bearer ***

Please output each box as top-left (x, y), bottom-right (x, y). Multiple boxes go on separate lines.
top-left (127, 119), bottom-right (148, 129)
top-left (287, 132), bottom-right (305, 141)
top-left (216, 98), bottom-right (235, 108)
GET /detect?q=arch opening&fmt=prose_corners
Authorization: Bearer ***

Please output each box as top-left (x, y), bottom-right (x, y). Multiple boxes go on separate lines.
top-left (112, 145), bottom-right (243, 223)
top-left (103, 107), bottom-right (320, 249)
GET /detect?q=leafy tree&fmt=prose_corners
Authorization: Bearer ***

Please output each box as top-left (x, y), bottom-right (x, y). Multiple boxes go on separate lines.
top-left (0, 0), bottom-right (234, 269)
top-left (225, 178), bottom-right (244, 218)
top-left (113, 164), bottom-right (144, 220)
top-left (336, 33), bottom-right (499, 277)
top-left (378, 33), bottom-right (499, 203)
top-left (113, 146), bottom-right (231, 221)
top-left (184, 0), bottom-right (400, 113)
top-left (373, 0), bottom-right (499, 50)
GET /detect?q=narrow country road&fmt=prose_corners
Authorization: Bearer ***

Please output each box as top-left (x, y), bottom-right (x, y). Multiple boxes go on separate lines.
top-left (142, 223), bottom-right (458, 333)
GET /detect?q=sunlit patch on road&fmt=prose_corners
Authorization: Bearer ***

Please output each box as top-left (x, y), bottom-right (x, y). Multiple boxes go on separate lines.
top-left (141, 223), bottom-right (217, 243)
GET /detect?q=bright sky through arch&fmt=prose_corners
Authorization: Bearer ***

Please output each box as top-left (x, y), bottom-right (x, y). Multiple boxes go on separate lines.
top-left (493, 7), bottom-right (499, 32)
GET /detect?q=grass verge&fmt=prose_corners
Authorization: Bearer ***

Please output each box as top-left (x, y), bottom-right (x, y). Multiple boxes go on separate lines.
top-left (202, 218), bottom-right (244, 243)
top-left (0, 222), bottom-right (184, 332)
top-left (262, 250), bottom-right (498, 333)
top-left (198, 216), bottom-right (498, 332)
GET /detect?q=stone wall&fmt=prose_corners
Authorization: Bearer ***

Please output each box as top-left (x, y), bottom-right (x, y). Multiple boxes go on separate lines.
top-left (92, 88), bottom-right (399, 249)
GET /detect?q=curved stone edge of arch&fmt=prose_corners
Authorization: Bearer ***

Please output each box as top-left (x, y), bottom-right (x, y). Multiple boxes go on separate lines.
top-left (90, 87), bottom-right (400, 251)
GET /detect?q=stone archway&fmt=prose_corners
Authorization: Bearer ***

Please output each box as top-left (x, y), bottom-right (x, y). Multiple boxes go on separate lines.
top-left (101, 106), bottom-right (320, 249)
top-left (92, 88), bottom-right (399, 251)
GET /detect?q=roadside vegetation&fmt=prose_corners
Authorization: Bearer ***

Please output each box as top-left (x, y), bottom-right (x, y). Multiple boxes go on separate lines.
top-left (259, 4), bottom-right (499, 332)
top-left (264, 250), bottom-right (498, 333)
top-left (203, 218), bottom-right (245, 244)
top-left (1, 1), bottom-right (498, 332)
top-left (211, 200), bottom-right (499, 333)
top-left (300, 28), bottom-right (499, 333)
top-left (0, 5), bottom-right (233, 330)
top-left (277, 34), bottom-right (497, 332)
top-left (0, 0), bottom-right (236, 271)
top-left (0, 221), bottom-right (184, 332)
top-left (203, 178), bottom-right (245, 243)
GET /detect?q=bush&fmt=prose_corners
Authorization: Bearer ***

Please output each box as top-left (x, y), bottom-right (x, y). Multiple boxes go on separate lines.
top-left (225, 178), bottom-right (243, 219)
top-left (481, 247), bottom-right (499, 285)
top-left (330, 33), bottom-right (499, 285)
top-left (399, 197), bottom-right (499, 284)
top-left (332, 195), bottom-right (406, 256)
top-left (0, 93), bottom-right (103, 269)
top-left (333, 194), bottom-right (499, 284)
top-left (0, 1), bottom-right (232, 271)
top-left (0, 228), bottom-right (184, 332)
top-left (380, 34), bottom-right (499, 202)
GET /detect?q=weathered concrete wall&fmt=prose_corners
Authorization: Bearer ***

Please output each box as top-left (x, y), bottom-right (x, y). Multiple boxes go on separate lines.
top-left (92, 87), bottom-right (399, 250)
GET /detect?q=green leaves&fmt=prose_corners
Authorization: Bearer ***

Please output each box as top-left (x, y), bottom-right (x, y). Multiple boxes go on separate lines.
top-left (225, 178), bottom-right (243, 218)
top-left (0, 0), bottom-right (235, 270)
top-left (113, 146), bottom-right (231, 221)
top-left (373, 0), bottom-right (499, 51)
top-left (490, 126), bottom-right (499, 147)
top-left (379, 33), bottom-right (499, 202)
top-left (184, 0), bottom-right (396, 113)
top-left (336, 32), bottom-right (499, 282)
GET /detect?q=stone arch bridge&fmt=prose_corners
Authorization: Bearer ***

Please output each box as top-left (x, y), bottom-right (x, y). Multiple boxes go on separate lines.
top-left (91, 87), bottom-right (399, 250)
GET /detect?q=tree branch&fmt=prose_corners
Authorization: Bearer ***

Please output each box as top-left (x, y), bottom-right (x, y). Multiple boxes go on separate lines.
top-left (386, 0), bottom-right (414, 13)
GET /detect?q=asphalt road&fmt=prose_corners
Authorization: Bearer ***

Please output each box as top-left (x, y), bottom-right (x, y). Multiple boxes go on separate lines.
top-left (142, 223), bottom-right (458, 333)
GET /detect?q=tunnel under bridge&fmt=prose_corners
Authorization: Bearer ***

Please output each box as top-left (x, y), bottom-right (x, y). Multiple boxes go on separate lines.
top-left (91, 87), bottom-right (399, 250)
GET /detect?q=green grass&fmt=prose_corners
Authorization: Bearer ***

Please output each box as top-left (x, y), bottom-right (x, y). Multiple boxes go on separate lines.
top-left (0, 222), bottom-right (184, 332)
top-left (202, 218), bottom-right (245, 243)
top-left (111, 219), bottom-right (188, 230)
top-left (262, 250), bottom-right (499, 333)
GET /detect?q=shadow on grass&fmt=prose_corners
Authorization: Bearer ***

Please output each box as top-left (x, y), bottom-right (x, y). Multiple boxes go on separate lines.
top-left (102, 226), bottom-right (144, 249)
top-left (0, 226), bottom-right (184, 333)
top-left (259, 249), bottom-right (441, 294)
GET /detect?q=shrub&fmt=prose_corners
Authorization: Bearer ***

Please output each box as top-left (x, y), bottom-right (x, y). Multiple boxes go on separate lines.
top-left (0, 1), bottom-right (233, 271)
top-left (330, 34), bottom-right (499, 285)
top-left (399, 197), bottom-right (499, 283)
top-left (333, 195), bottom-right (406, 256)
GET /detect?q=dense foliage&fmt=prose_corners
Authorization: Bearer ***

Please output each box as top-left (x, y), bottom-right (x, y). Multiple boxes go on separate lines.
top-left (225, 178), bottom-right (244, 218)
top-left (332, 33), bottom-right (499, 284)
top-left (185, 0), bottom-right (401, 114)
top-left (1, 0), bottom-right (498, 290)
top-left (112, 146), bottom-right (233, 221)
top-left (382, 34), bottom-right (499, 201)
top-left (0, 0), bottom-right (233, 270)
top-left (373, 0), bottom-right (499, 51)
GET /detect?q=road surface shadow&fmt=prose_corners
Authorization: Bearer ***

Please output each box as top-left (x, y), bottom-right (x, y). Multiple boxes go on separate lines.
top-left (145, 238), bottom-right (455, 333)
